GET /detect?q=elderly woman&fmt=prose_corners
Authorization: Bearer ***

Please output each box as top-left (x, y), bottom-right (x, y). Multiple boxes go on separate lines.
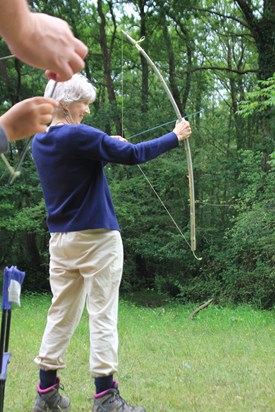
top-left (32, 73), bottom-right (192, 412)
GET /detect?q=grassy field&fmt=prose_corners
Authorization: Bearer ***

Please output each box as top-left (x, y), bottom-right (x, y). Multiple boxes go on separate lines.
top-left (2, 293), bottom-right (274, 411)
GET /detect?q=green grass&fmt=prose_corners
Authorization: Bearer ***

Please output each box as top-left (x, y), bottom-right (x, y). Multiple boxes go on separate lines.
top-left (2, 294), bottom-right (275, 411)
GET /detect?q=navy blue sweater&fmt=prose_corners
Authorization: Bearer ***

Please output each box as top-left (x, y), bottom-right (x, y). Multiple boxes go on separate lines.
top-left (32, 124), bottom-right (179, 233)
top-left (0, 125), bottom-right (9, 154)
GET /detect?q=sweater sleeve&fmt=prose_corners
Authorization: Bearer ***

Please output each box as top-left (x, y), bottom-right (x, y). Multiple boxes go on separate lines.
top-left (0, 125), bottom-right (9, 154)
top-left (76, 125), bottom-right (179, 165)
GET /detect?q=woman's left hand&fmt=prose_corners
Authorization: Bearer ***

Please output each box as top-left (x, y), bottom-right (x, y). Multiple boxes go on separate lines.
top-left (111, 135), bottom-right (128, 142)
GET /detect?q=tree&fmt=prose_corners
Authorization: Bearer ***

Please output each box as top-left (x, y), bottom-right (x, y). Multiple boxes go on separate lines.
top-left (234, 0), bottom-right (275, 80)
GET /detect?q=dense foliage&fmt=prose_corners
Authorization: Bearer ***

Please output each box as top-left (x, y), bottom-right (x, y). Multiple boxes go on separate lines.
top-left (0, 0), bottom-right (274, 308)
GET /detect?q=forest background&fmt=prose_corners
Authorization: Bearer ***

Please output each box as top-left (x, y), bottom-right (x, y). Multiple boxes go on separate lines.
top-left (0, 0), bottom-right (274, 309)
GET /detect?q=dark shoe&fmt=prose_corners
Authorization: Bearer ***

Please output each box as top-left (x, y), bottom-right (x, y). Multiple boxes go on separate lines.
top-left (91, 381), bottom-right (146, 411)
top-left (33, 377), bottom-right (70, 411)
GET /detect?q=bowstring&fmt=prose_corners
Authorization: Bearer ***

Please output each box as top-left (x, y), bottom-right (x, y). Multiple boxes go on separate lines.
top-left (2, 81), bottom-right (58, 184)
top-left (127, 110), bottom-right (203, 141)
top-left (121, 33), bottom-right (124, 138)
top-left (120, 32), bottom-right (191, 251)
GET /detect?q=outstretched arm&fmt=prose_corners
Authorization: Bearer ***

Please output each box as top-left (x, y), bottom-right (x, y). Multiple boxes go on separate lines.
top-left (0, 0), bottom-right (88, 81)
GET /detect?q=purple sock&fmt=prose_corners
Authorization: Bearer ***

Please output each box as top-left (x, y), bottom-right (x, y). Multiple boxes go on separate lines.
top-left (39, 369), bottom-right (57, 389)
top-left (94, 375), bottom-right (114, 394)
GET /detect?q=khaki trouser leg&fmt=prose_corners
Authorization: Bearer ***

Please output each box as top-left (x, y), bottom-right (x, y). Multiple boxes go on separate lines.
top-left (81, 231), bottom-right (123, 377)
top-left (34, 229), bottom-right (123, 377)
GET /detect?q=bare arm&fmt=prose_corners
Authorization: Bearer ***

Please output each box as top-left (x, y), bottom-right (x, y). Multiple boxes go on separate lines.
top-left (0, 0), bottom-right (30, 45)
top-left (0, 0), bottom-right (88, 81)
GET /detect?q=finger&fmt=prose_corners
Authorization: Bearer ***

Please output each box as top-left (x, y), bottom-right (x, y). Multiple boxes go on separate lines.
top-left (36, 124), bottom-right (48, 133)
top-left (43, 98), bottom-right (59, 108)
top-left (28, 97), bottom-right (58, 107)
top-left (39, 113), bottom-right (53, 126)
top-left (45, 53), bottom-right (85, 81)
top-left (25, 96), bottom-right (45, 105)
top-left (45, 70), bottom-right (57, 81)
top-left (55, 67), bottom-right (74, 82)
top-left (38, 102), bottom-right (58, 114)
top-left (182, 120), bottom-right (189, 127)
top-left (179, 117), bottom-right (187, 122)
top-left (111, 135), bottom-right (128, 142)
top-left (67, 53), bottom-right (86, 76)
top-left (52, 62), bottom-right (74, 83)
top-left (74, 38), bottom-right (88, 59)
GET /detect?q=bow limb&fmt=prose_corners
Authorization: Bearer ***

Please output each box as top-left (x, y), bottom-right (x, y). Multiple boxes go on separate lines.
top-left (122, 31), bottom-right (200, 260)
top-left (8, 137), bottom-right (32, 184)
top-left (0, 153), bottom-right (21, 182)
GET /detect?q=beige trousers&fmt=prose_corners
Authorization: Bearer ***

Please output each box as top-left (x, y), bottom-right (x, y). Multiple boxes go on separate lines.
top-left (34, 229), bottom-right (123, 377)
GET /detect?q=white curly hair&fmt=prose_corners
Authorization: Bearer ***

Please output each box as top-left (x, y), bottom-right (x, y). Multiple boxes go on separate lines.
top-left (44, 73), bottom-right (96, 104)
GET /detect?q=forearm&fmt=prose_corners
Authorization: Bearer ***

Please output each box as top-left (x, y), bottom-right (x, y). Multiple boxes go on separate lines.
top-left (100, 131), bottom-right (179, 165)
top-left (0, 0), bottom-right (31, 45)
top-left (0, 125), bottom-right (9, 154)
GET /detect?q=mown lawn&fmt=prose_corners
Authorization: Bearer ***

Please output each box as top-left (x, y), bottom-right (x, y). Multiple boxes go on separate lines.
top-left (2, 294), bottom-right (275, 411)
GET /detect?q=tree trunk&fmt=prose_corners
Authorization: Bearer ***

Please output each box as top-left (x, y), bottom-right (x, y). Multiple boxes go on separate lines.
top-left (235, 0), bottom-right (275, 80)
top-left (234, 0), bottom-right (275, 168)
top-left (97, 0), bottom-right (121, 134)
top-left (26, 231), bottom-right (42, 271)
top-left (138, 0), bottom-right (149, 114)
